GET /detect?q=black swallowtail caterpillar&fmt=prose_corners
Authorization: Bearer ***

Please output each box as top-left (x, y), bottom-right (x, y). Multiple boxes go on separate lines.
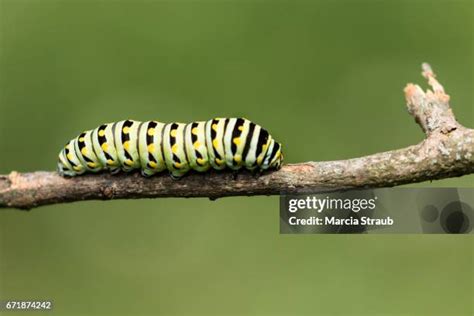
top-left (57, 118), bottom-right (283, 179)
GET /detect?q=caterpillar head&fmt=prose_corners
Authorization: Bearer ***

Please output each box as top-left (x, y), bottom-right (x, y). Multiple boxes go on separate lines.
top-left (57, 148), bottom-right (78, 177)
top-left (273, 149), bottom-right (283, 170)
top-left (262, 140), bottom-right (283, 171)
top-left (57, 159), bottom-right (74, 177)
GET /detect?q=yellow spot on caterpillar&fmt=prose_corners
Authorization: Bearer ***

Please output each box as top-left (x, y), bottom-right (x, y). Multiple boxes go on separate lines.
top-left (212, 139), bottom-right (219, 149)
top-left (234, 155), bottom-right (242, 163)
top-left (192, 127), bottom-right (199, 135)
top-left (67, 153), bottom-right (73, 160)
top-left (87, 162), bottom-right (97, 168)
top-left (101, 143), bottom-right (108, 151)
top-left (172, 144), bottom-right (178, 154)
top-left (79, 137), bottom-right (85, 142)
top-left (148, 128), bottom-right (155, 136)
top-left (197, 158), bottom-right (205, 165)
top-left (98, 130), bottom-right (106, 137)
top-left (148, 144), bottom-right (155, 153)
top-left (212, 124), bottom-right (218, 131)
top-left (215, 158), bottom-right (224, 165)
top-left (257, 156), bottom-right (264, 165)
top-left (123, 141), bottom-right (130, 151)
top-left (238, 125), bottom-right (244, 131)
top-left (174, 162), bottom-right (182, 168)
top-left (73, 166), bottom-right (82, 171)
top-left (149, 161), bottom-right (157, 168)
top-left (233, 137), bottom-right (241, 146)
top-left (170, 129), bottom-right (178, 137)
top-left (262, 144), bottom-right (268, 151)
top-left (107, 159), bottom-right (114, 165)
top-left (81, 148), bottom-right (88, 155)
top-left (125, 159), bottom-right (133, 166)
top-left (123, 126), bottom-right (130, 134)
top-left (193, 141), bottom-right (201, 149)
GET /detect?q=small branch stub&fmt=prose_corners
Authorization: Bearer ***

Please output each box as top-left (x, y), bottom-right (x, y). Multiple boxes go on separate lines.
top-left (1, 63), bottom-right (473, 210)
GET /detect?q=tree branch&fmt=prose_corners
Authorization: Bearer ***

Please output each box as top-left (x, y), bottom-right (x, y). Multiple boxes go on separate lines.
top-left (1, 64), bottom-right (473, 210)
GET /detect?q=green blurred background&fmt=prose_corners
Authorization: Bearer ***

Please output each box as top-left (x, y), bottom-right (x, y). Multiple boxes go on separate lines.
top-left (0, 0), bottom-right (472, 315)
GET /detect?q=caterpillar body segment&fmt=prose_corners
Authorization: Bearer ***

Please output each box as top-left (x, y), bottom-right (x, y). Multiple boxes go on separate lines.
top-left (138, 121), bottom-right (167, 177)
top-left (113, 120), bottom-right (141, 171)
top-left (206, 118), bottom-right (227, 171)
top-left (57, 118), bottom-right (283, 178)
top-left (184, 121), bottom-right (211, 173)
top-left (163, 122), bottom-right (191, 179)
top-left (92, 123), bottom-right (120, 173)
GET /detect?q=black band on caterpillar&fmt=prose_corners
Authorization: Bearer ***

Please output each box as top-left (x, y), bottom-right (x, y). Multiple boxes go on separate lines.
top-left (57, 118), bottom-right (283, 178)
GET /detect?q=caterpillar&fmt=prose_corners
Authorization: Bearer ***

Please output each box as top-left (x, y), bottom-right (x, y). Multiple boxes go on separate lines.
top-left (57, 118), bottom-right (283, 179)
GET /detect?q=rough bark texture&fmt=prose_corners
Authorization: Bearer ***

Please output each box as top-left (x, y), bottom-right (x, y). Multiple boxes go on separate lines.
top-left (1, 64), bottom-right (473, 210)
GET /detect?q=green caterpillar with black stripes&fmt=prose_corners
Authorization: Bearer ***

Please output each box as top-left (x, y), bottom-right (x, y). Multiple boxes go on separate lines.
top-left (57, 118), bottom-right (283, 179)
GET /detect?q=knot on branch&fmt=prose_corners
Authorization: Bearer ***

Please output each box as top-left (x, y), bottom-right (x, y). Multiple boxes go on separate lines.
top-left (0, 175), bottom-right (11, 192)
top-left (101, 185), bottom-right (117, 199)
top-left (404, 63), bottom-right (459, 135)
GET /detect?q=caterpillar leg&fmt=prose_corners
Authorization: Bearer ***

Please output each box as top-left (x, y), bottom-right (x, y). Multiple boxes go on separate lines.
top-left (141, 169), bottom-right (153, 178)
top-left (232, 170), bottom-right (239, 180)
top-left (169, 172), bottom-right (185, 181)
top-left (251, 169), bottom-right (262, 179)
top-left (110, 167), bottom-right (121, 175)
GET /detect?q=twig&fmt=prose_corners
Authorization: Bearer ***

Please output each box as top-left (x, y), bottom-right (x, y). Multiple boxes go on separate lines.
top-left (1, 64), bottom-right (473, 210)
